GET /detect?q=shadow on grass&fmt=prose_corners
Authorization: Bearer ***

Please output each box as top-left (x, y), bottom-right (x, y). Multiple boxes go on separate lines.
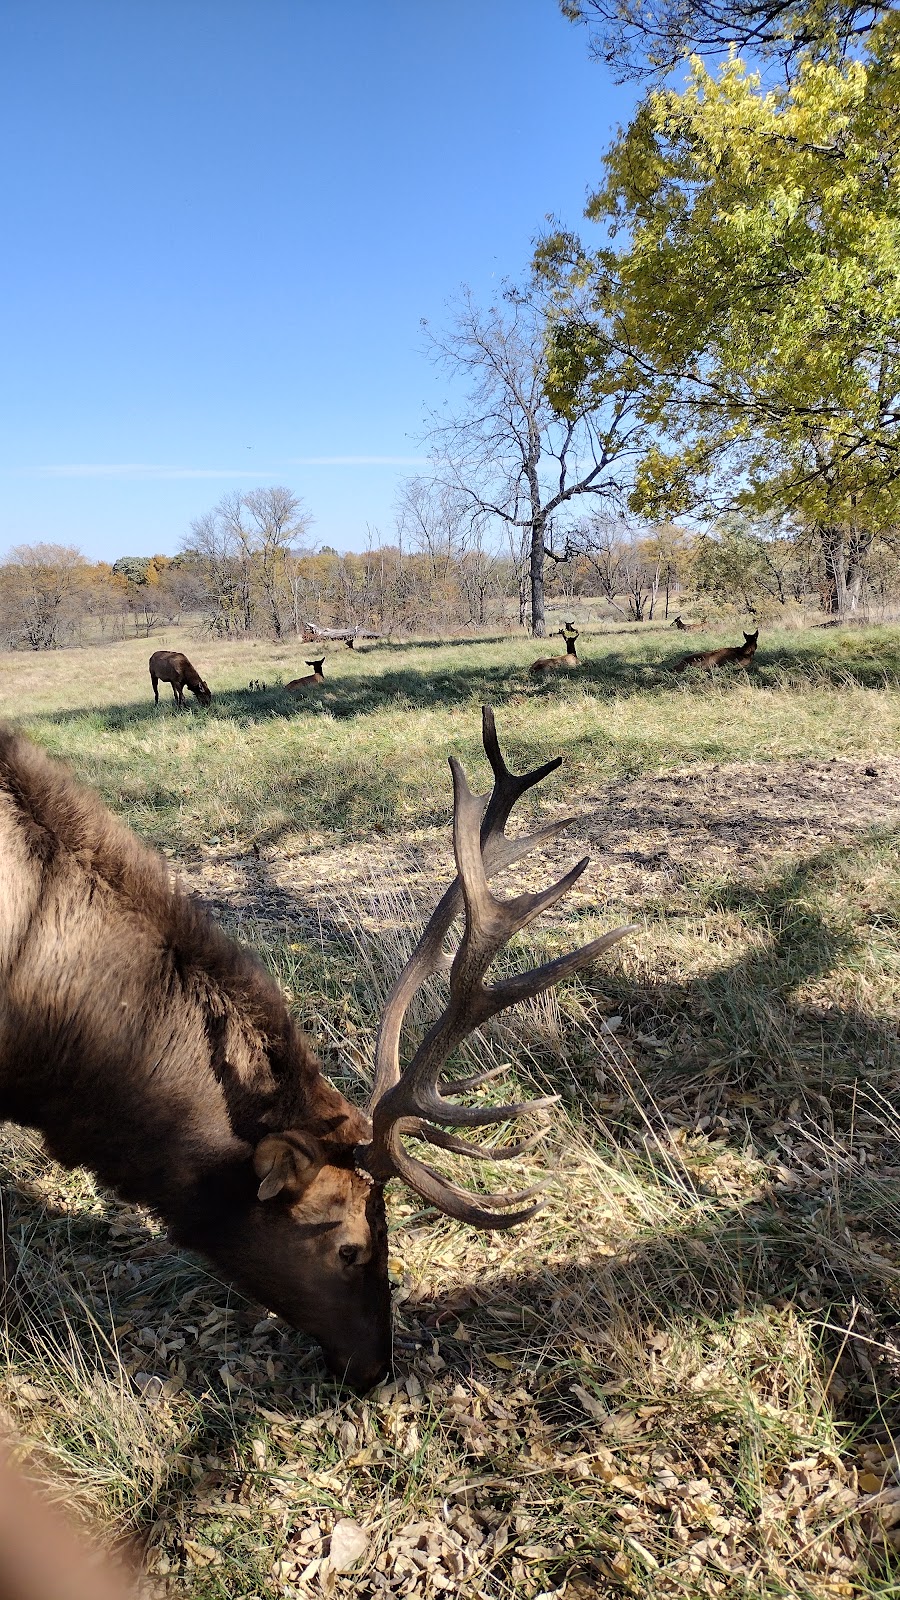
top-left (17, 628), bottom-right (900, 738)
top-left (537, 831), bottom-right (900, 1427)
top-left (0, 829), bottom-right (896, 1580)
top-left (21, 665), bottom-right (530, 730)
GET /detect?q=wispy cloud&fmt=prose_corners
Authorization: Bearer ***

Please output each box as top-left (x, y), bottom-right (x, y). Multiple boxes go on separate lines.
top-left (42, 464), bottom-right (267, 480)
top-left (41, 456), bottom-right (427, 479)
top-left (286, 455), bottom-right (427, 466)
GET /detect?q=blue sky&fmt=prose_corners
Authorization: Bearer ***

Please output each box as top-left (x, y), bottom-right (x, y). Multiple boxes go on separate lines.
top-left (1, 2), bottom-right (635, 562)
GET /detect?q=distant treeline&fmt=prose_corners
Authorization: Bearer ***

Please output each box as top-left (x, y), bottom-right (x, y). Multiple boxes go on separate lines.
top-left (1, 509), bottom-right (898, 650)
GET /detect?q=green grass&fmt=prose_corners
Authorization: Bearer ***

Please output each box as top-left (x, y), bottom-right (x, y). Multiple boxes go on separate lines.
top-left (2, 623), bottom-right (899, 851)
top-left (0, 622), bottom-right (898, 1597)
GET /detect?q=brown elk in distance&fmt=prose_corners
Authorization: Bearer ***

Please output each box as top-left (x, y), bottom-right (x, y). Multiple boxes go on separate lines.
top-left (674, 629), bottom-right (759, 674)
top-left (285, 658), bottom-right (326, 691)
top-left (530, 627), bottom-right (580, 675)
top-left (0, 713), bottom-right (630, 1391)
top-left (149, 649), bottom-right (212, 708)
top-left (671, 615), bottom-right (708, 632)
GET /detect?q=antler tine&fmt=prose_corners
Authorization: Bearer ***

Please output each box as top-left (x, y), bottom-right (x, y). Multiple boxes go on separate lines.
top-left (480, 705), bottom-right (563, 843)
top-left (376, 1128), bottom-right (547, 1229)
top-left (371, 760), bottom-right (631, 1130)
top-left (361, 715), bottom-right (634, 1225)
top-left (369, 706), bottom-right (578, 1107)
top-left (439, 1061), bottom-right (508, 1094)
top-left (414, 1123), bottom-right (548, 1162)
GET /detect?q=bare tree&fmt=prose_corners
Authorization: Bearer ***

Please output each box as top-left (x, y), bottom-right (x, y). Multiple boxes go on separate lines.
top-left (183, 488), bottom-right (312, 637)
top-left (423, 288), bottom-right (645, 636)
top-left (0, 543), bottom-right (87, 649)
top-left (572, 515), bottom-right (665, 620)
top-left (395, 477), bottom-right (490, 623)
top-left (241, 486), bottom-right (313, 639)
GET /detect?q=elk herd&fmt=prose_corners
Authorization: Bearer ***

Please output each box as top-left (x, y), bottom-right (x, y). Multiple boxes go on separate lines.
top-left (148, 620), bottom-right (761, 711)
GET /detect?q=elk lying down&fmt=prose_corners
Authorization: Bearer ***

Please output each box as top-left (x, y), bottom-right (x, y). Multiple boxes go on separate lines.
top-left (674, 629), bottom-right (759, 674)
top-left (0, 713), bottom-right (630, 1391)
top-left (530, 628), bottom-right (580, 674)
top-left (149, 649), bottom-right (212, 708)
top-left (285, 658), bottom-right (326, 691)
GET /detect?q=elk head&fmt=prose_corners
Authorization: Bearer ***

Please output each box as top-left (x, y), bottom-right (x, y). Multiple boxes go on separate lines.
top-left (219, 708), bottom-right (631, 1390)
top-left (195, 680), bottom-right (213, 706)
top-left (265, 707), bottom-right (627, 1382)
top-left (203, 1126), bottom-right (392, 1394)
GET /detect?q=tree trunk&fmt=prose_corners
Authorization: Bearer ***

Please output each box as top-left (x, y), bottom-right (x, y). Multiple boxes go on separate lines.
top-left (820, 526), bottom-right (847, 613)
top-left (530, 517), bottom-right (546, 637)
top-left (819, 523), bottom-right (870, 614)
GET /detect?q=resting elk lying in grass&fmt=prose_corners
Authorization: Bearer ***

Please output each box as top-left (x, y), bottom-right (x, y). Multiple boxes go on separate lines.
top-left (670, 615), bottom-right (708, 632)
top-left (0, 712), bottom-right (630, 1391)
top-left (530, 627), bottom-right (580, 675)
top-left (149, 649), bottom-right (212, 708)
top-left (674, 629), bottom-right (759, 674)
top-left (285, 657), bottom-right (326, 691)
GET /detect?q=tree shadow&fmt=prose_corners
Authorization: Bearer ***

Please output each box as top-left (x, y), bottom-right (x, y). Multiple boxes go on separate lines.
top-left (524, 832), bottom-right (900, 1423)
top-left (0, 825), bottom-right (896, 1577)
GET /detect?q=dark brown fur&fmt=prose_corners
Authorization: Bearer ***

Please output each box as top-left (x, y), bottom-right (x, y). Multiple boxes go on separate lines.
top-left (0, 727), bottom-right (389, 1390)
top-left (674, 629), bottom-right (759, 674)
top-left (149, 650), bottom-right (212, 708)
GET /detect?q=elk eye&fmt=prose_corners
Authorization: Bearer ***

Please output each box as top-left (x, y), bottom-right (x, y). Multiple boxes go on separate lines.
top-left (339, 1244), bottom-right (359, 1266)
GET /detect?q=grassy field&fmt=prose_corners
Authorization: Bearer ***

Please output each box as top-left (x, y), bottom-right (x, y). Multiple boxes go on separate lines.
top-left (0, 622), bottom-right (898, 1598)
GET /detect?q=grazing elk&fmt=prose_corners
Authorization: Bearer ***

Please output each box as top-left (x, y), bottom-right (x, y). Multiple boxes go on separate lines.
top-left (530, 627), bottom-right (580, 675)
top-left (285, 658), bottom-right (326, 691)
top-left (0, 713), bottom-right (629, 1392)
top-left (149, 650), bottom-right (212, 708)
top-left (674, 629), bottom-right (759, 674)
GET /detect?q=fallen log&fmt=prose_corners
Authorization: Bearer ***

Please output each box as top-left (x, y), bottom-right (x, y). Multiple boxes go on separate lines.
top-left (300, 624), bottom-right (380, 649)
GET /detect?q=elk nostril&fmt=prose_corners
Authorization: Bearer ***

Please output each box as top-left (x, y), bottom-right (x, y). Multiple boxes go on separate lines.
top-left (339, 1243), bottom-right (359, 1265)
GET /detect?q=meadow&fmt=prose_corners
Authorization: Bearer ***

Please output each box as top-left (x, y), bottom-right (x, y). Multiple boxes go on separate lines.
top-left (0, 619), bottom-right (898, 1599)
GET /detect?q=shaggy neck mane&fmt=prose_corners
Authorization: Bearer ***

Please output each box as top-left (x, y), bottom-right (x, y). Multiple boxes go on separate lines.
top-left (0, 728), bottom-right (366, 1215)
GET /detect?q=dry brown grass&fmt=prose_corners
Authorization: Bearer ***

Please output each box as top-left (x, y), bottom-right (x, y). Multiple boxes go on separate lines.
top-left (0, 627), bottom-right (898, 1596)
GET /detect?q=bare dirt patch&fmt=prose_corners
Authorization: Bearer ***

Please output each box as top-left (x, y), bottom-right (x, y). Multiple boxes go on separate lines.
top-left (170, 756), bottom-right (900, 931)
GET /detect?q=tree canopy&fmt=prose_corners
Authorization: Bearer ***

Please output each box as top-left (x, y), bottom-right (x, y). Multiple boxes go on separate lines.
top-left (538, 13), bottom-right (900, 607)
top-left (559, 0), bottom-right (889, 78)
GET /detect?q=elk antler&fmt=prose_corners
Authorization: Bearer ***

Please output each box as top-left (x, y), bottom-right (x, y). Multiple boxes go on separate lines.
top-left (358, 707), bottom-right (633, 1228)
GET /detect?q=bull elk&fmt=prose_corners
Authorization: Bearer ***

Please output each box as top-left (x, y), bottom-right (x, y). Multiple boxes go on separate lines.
top-left (674, 629), bottom-right (759, 674)
top-left (530, 627), bottom-right (580, 675)
top-left (149, 650), bottom-right (212, 708)
top-left (285, 658), bottom-right (326, 691)
top-left (0, 712), bottom-right (630, 1391)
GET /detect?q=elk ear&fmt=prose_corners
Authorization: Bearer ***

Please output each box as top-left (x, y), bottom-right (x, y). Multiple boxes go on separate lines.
top-left (254, 1133), bottom-right (323, 1202)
